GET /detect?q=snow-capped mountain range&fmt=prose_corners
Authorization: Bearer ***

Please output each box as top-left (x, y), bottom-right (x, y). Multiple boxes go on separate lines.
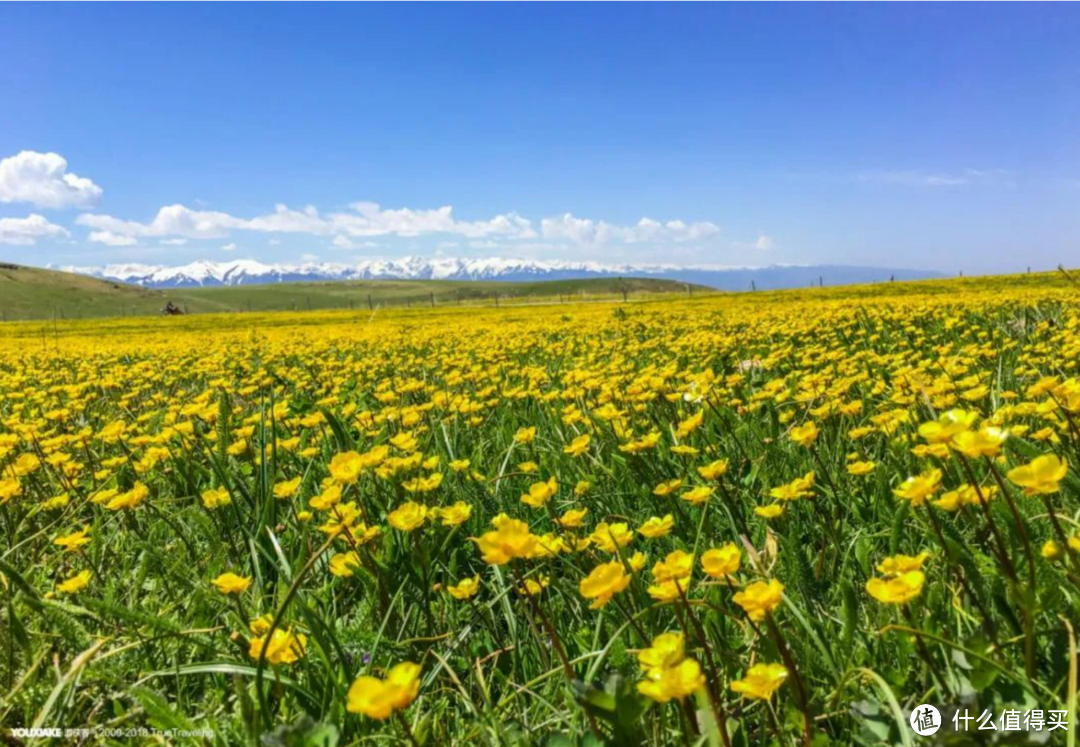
top-left (65, 257), bottom-right (943, 291)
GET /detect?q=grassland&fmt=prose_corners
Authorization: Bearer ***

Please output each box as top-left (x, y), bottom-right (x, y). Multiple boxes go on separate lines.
top-left (0, 263), bottom-right (707, 321)
top-left (1, 270), bottom-right (1079, 746)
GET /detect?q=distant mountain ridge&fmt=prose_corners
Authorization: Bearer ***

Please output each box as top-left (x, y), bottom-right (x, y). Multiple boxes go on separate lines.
top-left (66, 257), bottom-right (944, 290)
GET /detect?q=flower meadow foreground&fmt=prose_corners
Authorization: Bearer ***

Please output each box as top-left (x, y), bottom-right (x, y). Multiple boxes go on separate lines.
top-left (1, 273), bottom-right (1080, 745)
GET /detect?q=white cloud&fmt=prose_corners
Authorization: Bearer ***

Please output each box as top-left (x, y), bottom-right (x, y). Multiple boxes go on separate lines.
top-left (75, 200), bottom-right (723, 256)
top-left (160, 238), bottom-right (188, 246)
top-left (78, 201), bottom-right (538, 245)
top-left (856, 169), bottom-right (1012, 188)
top-left (78, 204), bottom-right (243, 241)
top-left (0, 214), bottom-right (71, 245)
top-left (540, 213), bottom-right (720, 245)
top-left (88, 230), bottom-right (137, 246)
top-left (755, 234), bottom-right (774, 250)
top-left (0, 151), bottom-right (102, 208)
top-left (300, 253), bottom-right (319, 261)
top-left (221, 242), bottom-right (238, 252)
top-left (331, 202), bottom-right (536, 239)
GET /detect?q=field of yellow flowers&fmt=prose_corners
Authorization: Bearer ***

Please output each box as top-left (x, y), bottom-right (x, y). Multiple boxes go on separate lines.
top-left (1, 273), bottom-right (1079, 746)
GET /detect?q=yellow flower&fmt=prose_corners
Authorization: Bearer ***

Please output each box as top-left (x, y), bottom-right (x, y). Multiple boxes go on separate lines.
top-left (574, 480), bottom-right (592, 496)
top-left (637, 514), bottom-right (674, 539)
top-left (866, 571), bottom-right (925, 604)
top-left (57, 569), bottom-right (92, 594)
top-left (697, 459), bottom-right (729, 480)
top-left (213, 572), bottom-right (252, 595)
top-left (201, 486), bottom-right (231, 509)
top-left (918, 409), bottom-right (978, 444)
top-left (636, 632), bottom-right (685, 671)
top-left (449, 458), bottom-right (471, 472)
top-left (310, 484), bottom-right (343, 510)
top-left (563, 434), bottom-right (591, 457)
top-left (437, 500), bottom-right (473, 526)
top-left (733, 579), bottom-right (784, 621)
top-left (249, 628), bottom-right (307, 665)
top-left (652, 478), bottom-right (683, 497)
top-left (519, 575), bottom-right (550, 596)
top-left (329, 451), bottom-right (364, 484)
top-left (53, 527), bottom-right (91, 551)
top-left (675, 410), bottom-right (704, 438)
top-left (893, 468), bottom-right (942, 507)
top-left (934, 483), bottom-right (995, 511)
top-left (388, 501), bottom-right (428, 532)
top-left (514, 426), bottom-right (537, 444)
top-left (273, 476), bottom-right (302, 499)
top-left (12, 453), bottom-right (41, 476)
top-left (701, 543), bottom-right (741, 578)
top-left (249, 613), bottom-right (274, 636)
top-left (730, 663), bottom-right (788, 700)
top-left (521, 477), bottom-right (558, 508)
top-left (106, 482), bottom-right (149, 511)
top-left (42, 492), bottom-right (69, 510)
top-left (590, 522), bottom-right (634, 552)
top-left (401, 472), bottom-right (443, 493)
top-left (876, 552), bottom-right (929, 576)
top-left (755, 504), bottom-right (785, 519)
top-left (769, 472), bottom-right (815, 501)
top-left (558, 507), bottom-right (588, 528)
top-left (530, 532), bottom-right (569, 558)
top-left (329, 551), bottom-right (362, 577)
top-left (0, 477), bottom-right (23, 504)
top-left (652, 549), bottom-right (694, 582)
top-left (647, 577), bottom-right (690, 602)
top-left (680, 485), bottom-right (715, 505)
top-left (846, 460), bottom-right (875, 476)
top-left (447, 575), bottom-right (481, 600)
top-left (950, 427), bottom-right (1007, 458)
top-left (579, 561), bottom-right (632, 609)
top-left (1007, 455), bottom-right (1068, 495)
top-left (628, 551), bottom-right (647, 572)
top-left (473, 516), bottom-right (537, 565)
top-left (619, 431), bottom-right (662, 453)
top-left (637, 659), bottom-right (705, 702)
top-left (346, 662), bottom-right (421, 720)
top-left (789, 421), bottom-right (819, 447)
top-left (1041, 540), bottom-right (1062, 561)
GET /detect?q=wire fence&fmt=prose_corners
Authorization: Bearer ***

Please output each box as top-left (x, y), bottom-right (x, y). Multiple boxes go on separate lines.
top-left (0, 284), bottom-right (709, 323)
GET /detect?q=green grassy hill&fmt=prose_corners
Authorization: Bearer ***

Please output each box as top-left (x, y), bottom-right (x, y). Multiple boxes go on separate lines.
top-left (0, 262), bottom-right (171, 320)
top-left (0, 263), bottom-right (709, 321)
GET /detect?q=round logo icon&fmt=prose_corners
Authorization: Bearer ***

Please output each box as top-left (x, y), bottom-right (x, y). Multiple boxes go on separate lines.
top-left (910, 704), bottom-right (942, 736)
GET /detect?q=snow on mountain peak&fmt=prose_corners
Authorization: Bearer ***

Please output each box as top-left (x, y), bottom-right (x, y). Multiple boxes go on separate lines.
top-left (65, 256), bottom-right (940, 291)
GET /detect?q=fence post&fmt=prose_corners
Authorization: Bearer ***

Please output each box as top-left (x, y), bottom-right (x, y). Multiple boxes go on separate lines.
top-left (367, 294), bottom-right (373, 310)
top-left (430, 292), bottom-right (435, 308)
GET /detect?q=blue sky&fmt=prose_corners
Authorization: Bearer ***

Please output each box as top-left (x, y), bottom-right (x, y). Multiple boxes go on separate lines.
top-left (1, 3), bottom-right (1078, 273)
